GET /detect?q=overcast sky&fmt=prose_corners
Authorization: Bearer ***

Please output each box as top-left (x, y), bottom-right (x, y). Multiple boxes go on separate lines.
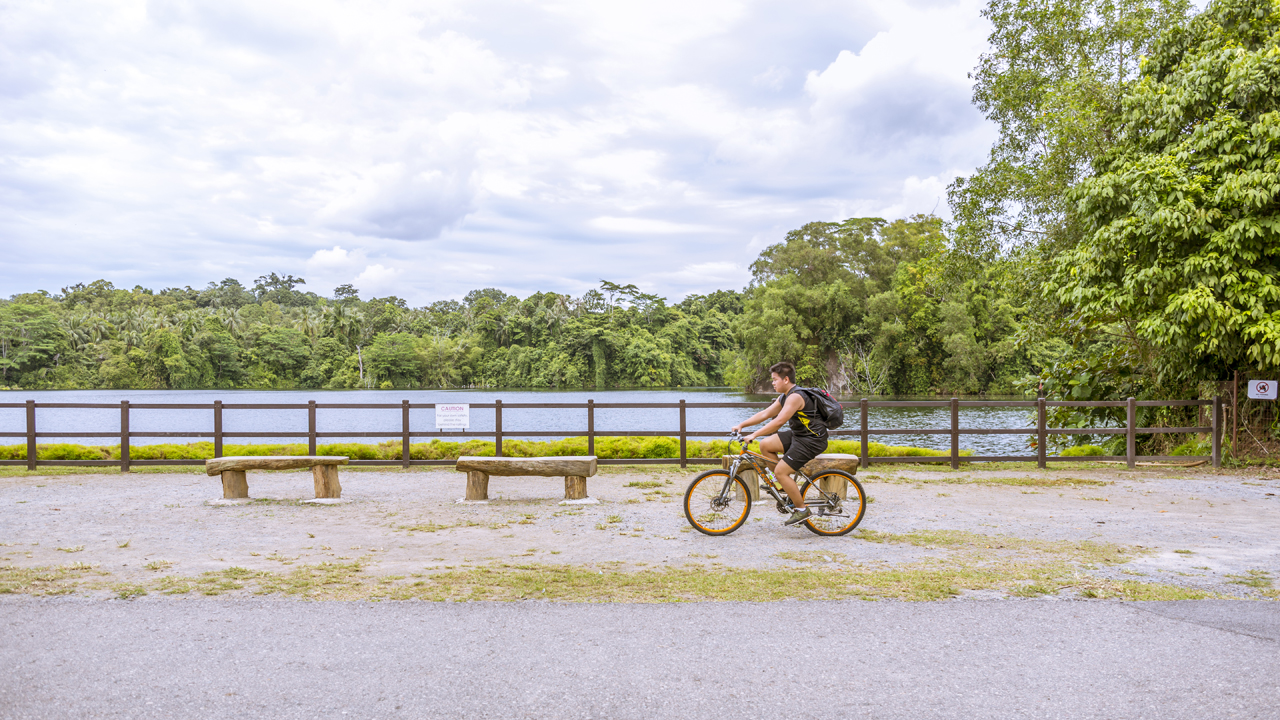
top-left (2, 0), bottom-right (996, 305)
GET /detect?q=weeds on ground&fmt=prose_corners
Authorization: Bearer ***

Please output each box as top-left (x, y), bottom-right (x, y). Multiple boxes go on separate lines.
top-left (1227, 570), bottom-right (1274, 589)
top-left (0, 562), bottom-right (99, 595)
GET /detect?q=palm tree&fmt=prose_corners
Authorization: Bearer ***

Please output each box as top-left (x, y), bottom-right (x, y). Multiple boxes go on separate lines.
top-left (218, 307), bottom-right (248, 339)
top-left (60, 314), bottom-right (89, 351)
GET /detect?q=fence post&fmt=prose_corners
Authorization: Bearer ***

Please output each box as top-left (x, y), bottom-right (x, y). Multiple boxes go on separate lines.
top-left (402, 400), bottom-right (411, 469)
top-left (1211, 395), bottom-right (1221, 468)
top-left (860, 398), bottom-right (869, 469)
top-left (213, 400), bottom-right (223, 458)
top-left (308, 400), bottom-right (317, 456)
top-left (120, 400), bottom-right (130, 473)
top-left (1037, 397), bottom-right (1047, 469)
top-left (950, 397), bottom-right (959, 470)
top-left (1126, 397), bottom-right (1137, 469)
top-left (25, 400), bottom-right (36, 471)
top-left (679, 399), bottom-right (687, 469)
top-left (587, 399), bottom-right (595, 457)
top-left (495, 399), bottom-right (503, 458)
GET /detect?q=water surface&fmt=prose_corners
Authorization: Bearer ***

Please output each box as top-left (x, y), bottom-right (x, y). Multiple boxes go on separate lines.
top-left (0, 389), bottom-right (1036, 455)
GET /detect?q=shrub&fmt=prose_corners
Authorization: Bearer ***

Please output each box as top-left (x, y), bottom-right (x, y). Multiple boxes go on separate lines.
top-left (1170, 438), bottom-right (1210, 457)
top-left (1060, 445), bottom-right (1105, 457)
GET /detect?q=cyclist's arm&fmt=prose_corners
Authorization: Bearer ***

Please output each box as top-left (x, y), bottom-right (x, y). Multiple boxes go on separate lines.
top-left (731, 400), bottom-right (781, 434)
top-left (744, 394), bottom-right (805, 442)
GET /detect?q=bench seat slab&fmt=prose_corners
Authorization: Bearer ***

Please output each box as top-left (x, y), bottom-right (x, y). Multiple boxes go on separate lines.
top-left (205, 455), bottom-right (350, 476)
top-left (456, 456), bottom-right (597, 477)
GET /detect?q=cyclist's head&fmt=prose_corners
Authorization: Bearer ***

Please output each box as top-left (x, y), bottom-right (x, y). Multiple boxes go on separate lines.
top-left (769, 362), bottom-right (796, 390)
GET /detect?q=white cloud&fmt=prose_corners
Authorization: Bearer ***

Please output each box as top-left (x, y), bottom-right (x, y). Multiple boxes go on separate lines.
top-left (589, 217), bottom-right (715, 234)
top-left (1, 0), bottom-right (997, 304)
top-left (353, 263), bottom-right (403, 295)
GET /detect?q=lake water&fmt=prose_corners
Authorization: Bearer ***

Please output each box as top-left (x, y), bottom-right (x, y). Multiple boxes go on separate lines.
top-left (0, 389), bottom-right (1037, 456)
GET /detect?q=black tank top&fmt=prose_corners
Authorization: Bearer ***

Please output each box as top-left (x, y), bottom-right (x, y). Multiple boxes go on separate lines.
top-left (777, 387), bottom-right (827, 439)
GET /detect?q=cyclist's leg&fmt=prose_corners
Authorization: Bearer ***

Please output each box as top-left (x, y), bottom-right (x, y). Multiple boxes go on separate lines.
top-left (758, 433), bottom-right (785, 464)
top-left (777, 435), bottom-right (827, 509)
top-left (773, 459), bottom-right (806, 508)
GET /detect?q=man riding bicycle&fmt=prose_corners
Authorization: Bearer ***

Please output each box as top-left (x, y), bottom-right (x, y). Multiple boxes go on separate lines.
top-left (731, 361), bottom-right (828, 526)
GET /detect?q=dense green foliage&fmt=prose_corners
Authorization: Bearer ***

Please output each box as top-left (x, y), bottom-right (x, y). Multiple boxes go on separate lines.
top-left (0, 277), bottom-right (744, 390)
top-left (1, 220), bottom-right (1054, 394)
top-left (949, 0), bottom-right (1191, 260)
top-left (734, 216), bottom-right (1044, 394)
top-left (1053, 0), bottom-right (1280, 383)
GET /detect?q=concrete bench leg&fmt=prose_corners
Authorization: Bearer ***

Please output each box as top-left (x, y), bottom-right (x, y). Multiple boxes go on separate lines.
top-left (313, 465), bottom-right (342, 499)
top-left (222, 470), bottom-right (249, 499)
top-left (819, 474), bottom-right (848, 500)
top-left (733, 468), bottom-right (760, 502)
top-left (565, 475), bottom-right (587, 500)
top-left (466, 471), bottom-right (489, 501)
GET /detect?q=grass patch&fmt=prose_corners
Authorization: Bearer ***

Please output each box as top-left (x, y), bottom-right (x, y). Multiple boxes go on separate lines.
top-left (396, 520), bottom-right (480, 533)
top-left (113, 583), bottom-right (147, 599)
top-left (1227, 570), bottom-right (1274, 589)
top-left (0, 563), bottom-right (99, 595)
top-left (0, 553), bottom-right (1221, 602)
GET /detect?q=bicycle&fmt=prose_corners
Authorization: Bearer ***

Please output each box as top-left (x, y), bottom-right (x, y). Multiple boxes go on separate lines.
top-left (682, 431), bottom-right (867, 536)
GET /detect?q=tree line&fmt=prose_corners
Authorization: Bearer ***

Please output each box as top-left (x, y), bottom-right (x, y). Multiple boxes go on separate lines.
top-left (0, 216), bottom-right (1045, 394)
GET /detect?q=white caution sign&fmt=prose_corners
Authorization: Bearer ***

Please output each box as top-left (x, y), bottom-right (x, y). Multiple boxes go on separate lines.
top-left (1248, 380), bottom-right (1277, 400)
top-left (435, 403), bottom-right (470, 428)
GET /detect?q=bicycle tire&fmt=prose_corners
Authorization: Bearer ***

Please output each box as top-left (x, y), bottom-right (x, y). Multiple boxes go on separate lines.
top-left (800, 470), bottom-right (866, 536)
top-left (683, 469), bottom-right (752, 536)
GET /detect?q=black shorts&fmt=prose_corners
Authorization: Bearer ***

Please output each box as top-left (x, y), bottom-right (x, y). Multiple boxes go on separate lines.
top-left (776, 428), bottom-right (828, 472)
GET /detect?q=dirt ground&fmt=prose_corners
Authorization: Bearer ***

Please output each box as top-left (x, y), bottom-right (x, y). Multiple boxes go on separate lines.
top-left (2, 463), bottom-right (1279, 599)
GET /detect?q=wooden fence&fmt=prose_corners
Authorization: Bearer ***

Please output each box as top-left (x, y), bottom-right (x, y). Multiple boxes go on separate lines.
top-left (0, 397), bottom-right (1222, 471)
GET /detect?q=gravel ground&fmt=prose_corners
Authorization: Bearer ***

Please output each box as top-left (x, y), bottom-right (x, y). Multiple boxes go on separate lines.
top-left (1, 463), bottom-right (1278, 597)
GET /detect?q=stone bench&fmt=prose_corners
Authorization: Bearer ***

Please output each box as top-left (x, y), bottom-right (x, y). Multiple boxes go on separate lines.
top-left (456, 456), bottom-right (598, 504)
top-left (720, 453), bottom-right (860, 501)
top-left (205, 456), bottom-right (350, 500)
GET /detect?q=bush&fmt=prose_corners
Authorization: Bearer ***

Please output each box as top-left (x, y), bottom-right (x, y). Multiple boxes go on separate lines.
top-left (1170, 438), bottom-right (1211, 457)
top-left (1060, 445), bottom-right (1104, 457)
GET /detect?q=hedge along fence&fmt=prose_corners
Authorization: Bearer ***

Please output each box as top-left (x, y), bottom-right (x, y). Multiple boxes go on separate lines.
top-left (1, 396), bottom-right (1221, 471)
top-left (0, 437), bottom-right (964, 464)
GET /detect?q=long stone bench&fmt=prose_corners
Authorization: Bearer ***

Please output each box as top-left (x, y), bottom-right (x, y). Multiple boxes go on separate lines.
top-left (205, 456), bottom-right (350, 500)
top-left (456, 456), bottom-right (598, 503)
top-left (720, 453), bottom-right (860, 501)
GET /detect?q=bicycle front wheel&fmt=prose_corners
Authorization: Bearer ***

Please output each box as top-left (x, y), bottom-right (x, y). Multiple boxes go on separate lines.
top-left (800, 471), bottom-right (866, 536)
top-left (683, 470), bottom-right (752, 536)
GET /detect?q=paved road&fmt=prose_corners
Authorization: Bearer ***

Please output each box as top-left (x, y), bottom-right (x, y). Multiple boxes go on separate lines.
top-left (2, 598), bottom-right (1278, 719)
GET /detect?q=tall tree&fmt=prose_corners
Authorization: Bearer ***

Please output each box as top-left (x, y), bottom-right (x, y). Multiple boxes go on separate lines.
top-left (1050, 0), bottom-right (1280, 382)
top-left (949, 0), bottom-right (1192, 267)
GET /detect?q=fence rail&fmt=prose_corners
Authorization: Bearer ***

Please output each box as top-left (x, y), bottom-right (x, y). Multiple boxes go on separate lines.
top-left (0, 396), bottom-right (1222, 471)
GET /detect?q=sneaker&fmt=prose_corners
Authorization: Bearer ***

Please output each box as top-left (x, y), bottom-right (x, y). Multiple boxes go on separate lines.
top-left (783, 508), bottom-right (812, 526)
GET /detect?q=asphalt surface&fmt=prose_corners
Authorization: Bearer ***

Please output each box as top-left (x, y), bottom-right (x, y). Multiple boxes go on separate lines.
top-left (2, 598), bottom-right (1278, 719)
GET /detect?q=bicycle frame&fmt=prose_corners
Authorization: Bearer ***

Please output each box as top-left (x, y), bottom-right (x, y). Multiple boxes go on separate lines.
top-left (722, 434), bottom-right (847, 517)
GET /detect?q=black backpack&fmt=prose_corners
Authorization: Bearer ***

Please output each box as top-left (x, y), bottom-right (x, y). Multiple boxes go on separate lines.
top-left (799, 387), bottom-right (845, 429)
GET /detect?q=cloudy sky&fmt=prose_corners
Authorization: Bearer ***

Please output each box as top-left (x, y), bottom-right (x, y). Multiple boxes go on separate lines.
top-left (2, 0), bottom-right (996, 305)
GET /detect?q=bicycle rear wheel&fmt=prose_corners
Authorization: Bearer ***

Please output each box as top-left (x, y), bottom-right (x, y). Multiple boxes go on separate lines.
top-left (799, 471), bottom-right (866, 536)
top-left (683, 470), bottom-right (752, 536)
